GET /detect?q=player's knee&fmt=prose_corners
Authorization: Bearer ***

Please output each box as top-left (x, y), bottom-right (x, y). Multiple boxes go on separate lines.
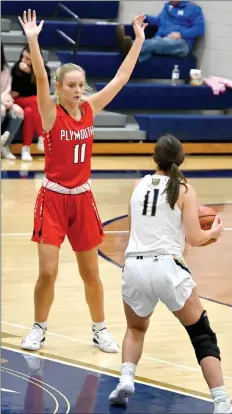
top-left (79, 266), bottom-right (100, 286)
top-left (185, 310), bottom-right (221, 364)
top-left (129, 323), bottom-right (148, 334)
top-left (38, 267), bottom-right (58, 285)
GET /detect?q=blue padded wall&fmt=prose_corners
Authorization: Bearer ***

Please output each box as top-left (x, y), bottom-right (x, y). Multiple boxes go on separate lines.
top-left (1, 1), bottom-right (119, 19)
top-left (57, 51), bottom-right (196, 79)
top-left (135, 115), bottom-right (232, 141)
top-left (95, 84), bottom-right (232, 110)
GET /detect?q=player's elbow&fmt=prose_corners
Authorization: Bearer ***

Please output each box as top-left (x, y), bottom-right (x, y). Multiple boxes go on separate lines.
top-left (186, 238), bottom-right (199, 247)
top-left (185, 233), bottom-right (201, 247)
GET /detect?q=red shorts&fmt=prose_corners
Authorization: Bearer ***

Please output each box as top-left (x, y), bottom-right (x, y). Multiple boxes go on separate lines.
top-left (31, 187), bottom-right (104, 251)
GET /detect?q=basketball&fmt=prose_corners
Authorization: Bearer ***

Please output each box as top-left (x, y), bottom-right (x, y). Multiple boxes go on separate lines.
top-left (198, 205), bottom-right (218, 246)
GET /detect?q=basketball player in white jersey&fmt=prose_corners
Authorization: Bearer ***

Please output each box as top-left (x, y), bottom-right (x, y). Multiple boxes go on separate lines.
top-left (109, 135), bottom-right (232, 413)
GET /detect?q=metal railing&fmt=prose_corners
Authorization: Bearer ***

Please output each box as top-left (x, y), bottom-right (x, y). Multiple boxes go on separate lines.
top-left (56, 2), bottom-right (83, 57)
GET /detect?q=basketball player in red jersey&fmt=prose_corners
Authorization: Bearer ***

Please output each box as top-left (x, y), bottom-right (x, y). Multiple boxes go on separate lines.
top-left (18, 9), bottom-right (147, 353)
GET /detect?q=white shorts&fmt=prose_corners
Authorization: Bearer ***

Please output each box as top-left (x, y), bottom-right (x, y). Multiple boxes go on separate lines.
top-left (122, 255), bottom-right (196, 317)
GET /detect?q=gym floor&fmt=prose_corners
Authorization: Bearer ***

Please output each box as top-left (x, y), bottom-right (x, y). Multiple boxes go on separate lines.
top-left (1, 155), bottom-right (232, 413)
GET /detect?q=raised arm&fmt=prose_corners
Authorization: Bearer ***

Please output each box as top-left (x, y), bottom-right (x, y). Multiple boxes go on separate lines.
top-left (87, 15), bottom-right (147, 115)
top-left (182, 184), bottom-right (223, 246)
top-left (18, 9), bottom-right (56, 131)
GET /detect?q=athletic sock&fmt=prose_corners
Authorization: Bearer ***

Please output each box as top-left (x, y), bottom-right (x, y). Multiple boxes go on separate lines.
top-left (92, 321), bottom-right (106, 332)
top-left (211, 386), bottom-right (229, 403)
top-left (120, 362), bottom-right (136, 383)
top-left (34, 321), bottom-right (47, 330)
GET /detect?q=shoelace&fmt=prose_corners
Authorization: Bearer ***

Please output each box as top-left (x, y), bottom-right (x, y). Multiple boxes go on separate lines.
top-left (28, 326), bottom-right (44, 341)
top-left (96, 328), bottom-right (113, 344)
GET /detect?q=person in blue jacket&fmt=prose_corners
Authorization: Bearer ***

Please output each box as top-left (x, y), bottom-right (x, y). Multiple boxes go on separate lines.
top-left (117, 1), bottom-right (205, 61)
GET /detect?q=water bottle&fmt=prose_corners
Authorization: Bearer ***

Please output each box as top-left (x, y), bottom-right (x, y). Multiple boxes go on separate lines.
top-left (172, 65), bottom-right (180, 86)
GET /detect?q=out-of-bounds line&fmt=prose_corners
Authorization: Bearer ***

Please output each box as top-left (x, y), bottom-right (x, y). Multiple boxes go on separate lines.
top-left (2, 345), bottom-right (212, 403)
top-left (2, 321), bottom-right (232, 381)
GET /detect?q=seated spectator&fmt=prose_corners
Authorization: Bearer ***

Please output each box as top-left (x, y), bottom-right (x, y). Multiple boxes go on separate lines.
top-left (11, 45), bottom-right (51, 161)
top-left (1, 42), bottom-right (24, 160)
top-left (117, 1), bottom-right (205, 62)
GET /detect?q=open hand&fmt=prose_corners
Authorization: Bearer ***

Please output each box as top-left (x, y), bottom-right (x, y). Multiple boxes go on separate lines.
top-left (132, 14), bottom-right (148, 41)
top-left (18, 9), bottom-right (44, 39)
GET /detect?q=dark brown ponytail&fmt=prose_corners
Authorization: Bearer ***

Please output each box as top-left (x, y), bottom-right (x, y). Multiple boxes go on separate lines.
top-left (163, 162), bottom-right (187, 209)
top-left (153, 134), bottom-right (187, 209)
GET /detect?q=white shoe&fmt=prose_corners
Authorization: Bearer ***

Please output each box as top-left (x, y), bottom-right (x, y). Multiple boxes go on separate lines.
top-left (21, 324), bottom-right (46, 351)
top-left (93, 327), bottom-right (119, 353)
top-left (109, 382), bottom-right (135, 405)
top-left (21, 145), bottom-right (33, 162)
top-left (1, 146), bottom-right (16, 160)
top-left (214, 400), bottom-right (232, 413)
top-left (37, 136), bottom-right (44, 152)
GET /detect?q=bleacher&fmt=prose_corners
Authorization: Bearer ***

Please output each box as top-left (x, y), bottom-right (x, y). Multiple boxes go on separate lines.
top-left (2, 0), bottom-right (232, 155)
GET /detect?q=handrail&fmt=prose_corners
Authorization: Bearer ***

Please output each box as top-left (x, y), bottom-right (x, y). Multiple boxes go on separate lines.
top-left (57, 2), bottom-right (82, 56)
top-left (57, 30), bottom-right (76, 46)
top-left (58, 3), bottom-right (80, 21)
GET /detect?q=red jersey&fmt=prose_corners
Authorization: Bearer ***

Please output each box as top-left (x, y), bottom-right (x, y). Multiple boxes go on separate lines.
top-left (43, 102), bottom-right (94, 188)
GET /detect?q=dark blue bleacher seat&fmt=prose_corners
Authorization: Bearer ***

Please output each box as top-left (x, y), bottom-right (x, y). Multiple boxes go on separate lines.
top-left (40, 21), bottom-right (183, 50)
top-left (38, 21), bottom-right (155, 49)
top-left (38, 21), bottom-right (79, 48)
top-left (39, 21), bottom-right (168, 49)
top-left (135, 115), bottom-right (232, 141)
top-left (39, 22), bottom-right (132, 49)
top-left (1, 1), bottom-right (57, 17)
top-left (57, 1), bottom-right (119, 19)
top-left (94, 84), bottom-right (232, 110)
top-left (57, 51), bottom-right (196, 79)
top-left (1, 1), bottom-right (119, 19)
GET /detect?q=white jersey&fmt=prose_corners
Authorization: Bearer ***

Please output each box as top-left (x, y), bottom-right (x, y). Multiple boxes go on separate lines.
top-left (125, 174), bottom-right (185, 258)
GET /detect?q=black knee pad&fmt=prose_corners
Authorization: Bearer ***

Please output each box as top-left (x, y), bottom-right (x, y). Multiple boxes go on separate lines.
top-left (185, 311), bottom-right (221, 364)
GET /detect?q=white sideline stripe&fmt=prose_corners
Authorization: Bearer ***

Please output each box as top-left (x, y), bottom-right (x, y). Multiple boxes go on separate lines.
top-left (1, 346), bottom-right (213, 402)
top-left (2, 321), bottom-right (232, 381)
top-left (1, 388), bottom-right (19, 393)
top-left (1, 229), bottom-right (232, 237)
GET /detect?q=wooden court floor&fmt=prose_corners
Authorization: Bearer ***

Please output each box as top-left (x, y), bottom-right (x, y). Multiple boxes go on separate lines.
top-left (1, 156), bottom-right (232, 400)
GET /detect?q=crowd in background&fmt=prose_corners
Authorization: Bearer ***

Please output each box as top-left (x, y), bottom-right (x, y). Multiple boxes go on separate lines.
top-left (1, 42), bottom-right (50, 161)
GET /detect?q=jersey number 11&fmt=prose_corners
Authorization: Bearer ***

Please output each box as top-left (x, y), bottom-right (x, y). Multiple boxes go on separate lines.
top-left (142, 189), bottom-right (159, 216)
top-left (74, 143), bottom-right (86, 164)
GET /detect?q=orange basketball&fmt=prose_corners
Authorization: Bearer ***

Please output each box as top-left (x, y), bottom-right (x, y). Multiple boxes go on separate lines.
top-left (198, 205), bottom-right (218, 246)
